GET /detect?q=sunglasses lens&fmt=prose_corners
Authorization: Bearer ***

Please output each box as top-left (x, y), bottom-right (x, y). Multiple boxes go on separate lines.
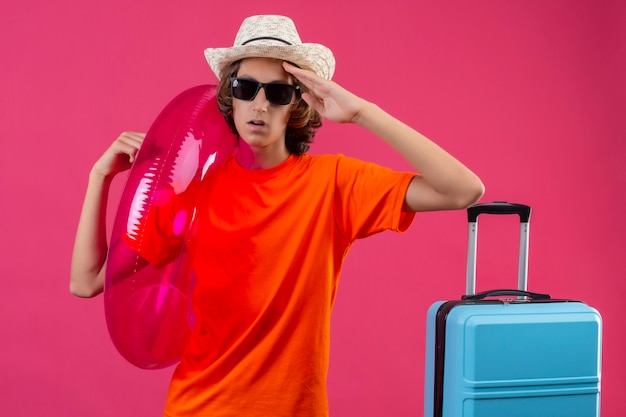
top-left (231, 78), bottom-right (259, 101)
top-left (265, 84), bottom-right (295, 105)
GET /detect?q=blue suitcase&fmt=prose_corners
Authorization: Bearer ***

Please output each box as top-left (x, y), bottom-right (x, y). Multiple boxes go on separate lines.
top-left (424, 202), bottom-right (602, 417)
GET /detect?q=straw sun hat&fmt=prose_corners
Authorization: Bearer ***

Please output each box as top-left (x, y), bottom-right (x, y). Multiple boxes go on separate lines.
top-left (204, 15), bottom-right (336, 80)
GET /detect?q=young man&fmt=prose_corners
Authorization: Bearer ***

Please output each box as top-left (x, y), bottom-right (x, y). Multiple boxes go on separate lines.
top-left (71, 15), bottom-right (484, 416)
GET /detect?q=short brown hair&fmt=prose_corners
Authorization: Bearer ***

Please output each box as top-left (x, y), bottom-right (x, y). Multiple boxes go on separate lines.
top-left (216, 60), bottom-right (322, 155)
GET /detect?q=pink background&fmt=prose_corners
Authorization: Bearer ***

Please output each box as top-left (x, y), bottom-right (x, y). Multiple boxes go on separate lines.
top-left (1, 1), bottom-right (624, 415)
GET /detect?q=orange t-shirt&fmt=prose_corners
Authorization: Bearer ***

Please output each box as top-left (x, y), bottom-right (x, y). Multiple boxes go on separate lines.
top-left (163, 153), bottom-right (415, 417)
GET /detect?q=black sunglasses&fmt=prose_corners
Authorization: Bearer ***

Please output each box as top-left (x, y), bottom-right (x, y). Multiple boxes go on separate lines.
top-left (230, 77), bottom-right (300, 106)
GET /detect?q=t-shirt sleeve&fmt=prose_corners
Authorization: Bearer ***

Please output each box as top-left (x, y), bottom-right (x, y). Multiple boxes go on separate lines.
top-left (122, 183), bottom-right (197, 268)
top-left (333, 155), bottom-right (416, 241)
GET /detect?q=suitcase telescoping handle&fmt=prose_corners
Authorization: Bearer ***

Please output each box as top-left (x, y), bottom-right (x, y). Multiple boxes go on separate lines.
top-left (465, 202), bottom-right (532, 296)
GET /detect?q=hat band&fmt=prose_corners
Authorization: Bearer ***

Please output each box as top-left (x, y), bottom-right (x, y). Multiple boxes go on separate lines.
top-left (241, 36), bottom-right (292, 46)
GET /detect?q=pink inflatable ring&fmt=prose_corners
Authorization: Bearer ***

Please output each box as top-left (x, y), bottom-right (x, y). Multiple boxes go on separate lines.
top-left (104, 85), bottom-right (236, 369)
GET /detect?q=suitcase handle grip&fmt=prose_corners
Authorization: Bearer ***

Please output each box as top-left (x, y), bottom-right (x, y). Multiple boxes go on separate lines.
top-left (467, 202), bottom-right (531, 223)
top-left (461, 288), bottom-right (551, 301)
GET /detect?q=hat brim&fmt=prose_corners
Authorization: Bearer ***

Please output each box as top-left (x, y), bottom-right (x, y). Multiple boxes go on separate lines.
top-left (204, 44), bottom-right (335, 80)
